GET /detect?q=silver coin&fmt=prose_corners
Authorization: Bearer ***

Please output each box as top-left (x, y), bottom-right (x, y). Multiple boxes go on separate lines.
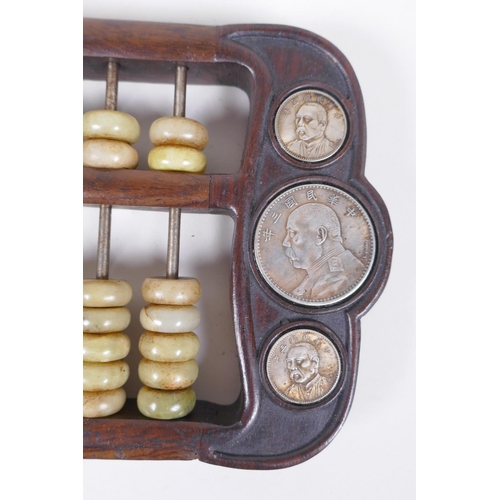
top-left (274, 89), bottom-right (347, 162)
top-left (254, 184), bottom-right (375, 307)
top-left (266, 328), bottom-right (341, 405)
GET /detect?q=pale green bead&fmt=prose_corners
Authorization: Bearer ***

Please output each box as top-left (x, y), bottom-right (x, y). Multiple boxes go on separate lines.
top-left (141, 277), bottom-right (201, 305)
top-left (148, 145), bottom-right (206, 173)
top-left (83, 279), bottom-right (133, 307)
top-left (83, 110), bottom-right (140, 144)
top-left (137, 386), bottom-right (196, 420)
top-left (83, 332), bottom-right (131, 362)
top-left (149, 117), bottom-right (208, 149)
top-left (83, 388), bottom-right (126, 418)
top-left (139, 304), bottom-right (200, 333)
top-left (139, 331), bottom-right (199, 362)
top-left (138, 358), bottom-right (198, 390)
top-left (83, 139), bottom-right (139, 169)
top-left (83, 360), bottom-right (129, 391)
top-left (83, 306), bottom-right (131, 333)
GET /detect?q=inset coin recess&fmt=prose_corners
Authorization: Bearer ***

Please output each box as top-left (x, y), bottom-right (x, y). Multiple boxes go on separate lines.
top-left (253, 183), bottom-right (376, 307)
top-left (266, 328), bottom-right (341, 405)
top-left (274, 89), bottom-right (347, 163)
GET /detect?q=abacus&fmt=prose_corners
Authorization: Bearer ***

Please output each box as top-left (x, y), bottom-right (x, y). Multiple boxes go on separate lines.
top-left (83, 19), bottom-right (393, 469)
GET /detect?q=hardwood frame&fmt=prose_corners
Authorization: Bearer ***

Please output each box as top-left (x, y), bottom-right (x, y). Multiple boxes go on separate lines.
top-left (83, 18), bottom-right (393, 469)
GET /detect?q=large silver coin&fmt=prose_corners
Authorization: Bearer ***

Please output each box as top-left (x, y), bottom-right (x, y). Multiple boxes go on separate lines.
top-left (274, 89), bottom-right (347, 162)
top-left (266, 328), bottom-right (341, 405)
top-left (254, 184), bottom-right (375, 307)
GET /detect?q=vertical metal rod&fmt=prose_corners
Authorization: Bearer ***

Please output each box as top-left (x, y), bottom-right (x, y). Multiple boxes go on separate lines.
top-left (96, 60), bottom-right (119, 279)
top-left (166, 65), bottom-right (187, 279)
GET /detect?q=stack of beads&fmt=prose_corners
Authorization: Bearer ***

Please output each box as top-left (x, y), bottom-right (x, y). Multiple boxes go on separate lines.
top-left (147, 117), bottom-right (208, 173)
top-left (83, 110), bottom-right (140, 169)
top-left (136, 113), bottom-right (209, 419)
top-left (83, 280), bottom-right (132, 417)
top-left (83, 105), bottom-right (140, 417)
top-left (137, 278), bottom-right (201, 419)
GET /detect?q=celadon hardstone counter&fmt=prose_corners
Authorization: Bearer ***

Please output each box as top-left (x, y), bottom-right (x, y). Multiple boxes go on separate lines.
top-left (138, 358), bottom-right (199, 390)
top-left (83, 279), bottom-right (133, 307)
top-left (137, 386), bottom-right (196, 420)
top-left (138, 331), bottom-right (199, 362)
top-left (83, 306), bottom-right (131, 333)
top-left (141, 277), bottom-right (201, 305)
top-left (83, 360), bottom-right (130, 391)
top-left (83, 332), bottom-right (131, 362)
top-left (139, 304), bottom-right (200, 333)
top-left (83, 109), bottom-right (141, 143)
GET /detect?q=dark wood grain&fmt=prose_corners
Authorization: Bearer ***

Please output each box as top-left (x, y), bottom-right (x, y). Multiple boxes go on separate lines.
top-left (83, 168), bottom-right (211, 210)
top-left (83, 19), bottom-right (393, 469)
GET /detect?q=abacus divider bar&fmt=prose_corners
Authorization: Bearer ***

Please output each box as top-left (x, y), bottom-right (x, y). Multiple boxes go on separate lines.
top-left (96, 59), bottom-right (119, 280)
top-left (166, 65), bottom-right (187, 279)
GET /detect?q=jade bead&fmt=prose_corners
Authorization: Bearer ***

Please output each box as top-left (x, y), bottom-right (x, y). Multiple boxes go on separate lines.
top-left (83, 110), bottom-right (140, 144)
top-left (83, 388), bottom-right (126, 418)
top-left (137, 386), bottom-right (196, 420)
top-left (141, 277), bottom-right (201, 305)
top-left (148, 145), bottom-right (206, 173)
top-left (83, 306), bottom-right (131, 333)
top-left (149, 117), bottom-right (208, 150)
top-left (139, 304), bottom-right (200, 333)
top-left (138, 358), bottom-right (198, 390)
top-left (83, 332), bottom-right (131, 362)
top-left (139, 331), bottom-right (199, 362)
top-left (83, 139), bottom-right (139, 169)
top-left (83, 360), bottom-right (129, 391)
top-left (83, 279), bottom-right (133, 307)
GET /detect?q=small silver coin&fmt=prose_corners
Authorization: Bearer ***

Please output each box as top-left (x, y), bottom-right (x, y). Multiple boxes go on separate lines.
top-left (266, 328), bottom-right (341, 405)
top-left (274, 89), bottom-right (347, 162)
top-left (254, 184), bottom-right (375, 307)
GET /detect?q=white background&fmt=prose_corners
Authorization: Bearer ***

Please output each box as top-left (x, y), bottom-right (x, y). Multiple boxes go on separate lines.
top-left (81, 1), bottom-right (415, 498)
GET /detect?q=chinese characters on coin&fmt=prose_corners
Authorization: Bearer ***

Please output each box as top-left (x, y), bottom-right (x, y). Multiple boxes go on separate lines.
top-left (274, 90), bottom-right (347, 162)
top-left (266, 329), bottom-right (341, 405)
top-left (254, 184), bottom-right (375, 306)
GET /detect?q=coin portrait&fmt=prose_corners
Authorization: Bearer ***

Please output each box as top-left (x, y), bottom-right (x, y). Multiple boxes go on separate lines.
top-left (266, 329), bottom-right (341, 405)
top-left (253, 184), bottom-right (375, 307)
top-left (274, 89), bottom-right (347, 162)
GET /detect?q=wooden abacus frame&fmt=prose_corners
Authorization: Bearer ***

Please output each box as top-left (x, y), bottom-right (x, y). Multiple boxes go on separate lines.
top-left (83, 18), bottom-right (393, 469)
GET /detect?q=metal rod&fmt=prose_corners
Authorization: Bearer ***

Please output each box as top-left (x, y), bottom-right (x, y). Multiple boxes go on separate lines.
top-left (166, 65), bottom-right (187, 279)
top-left (105, 59), bottom-right (119, 111)
top-left (96, 60), bottom-right (119, 279)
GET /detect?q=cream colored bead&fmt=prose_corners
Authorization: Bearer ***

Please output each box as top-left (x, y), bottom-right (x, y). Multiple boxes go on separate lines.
top-left (149, 117), bottom-right (208, 150)
top-left (141, 277), bottom-right (201, 305)
top-left (83, 307), bottom-right (131, 333)
top-left (139, 304), bottom-right (200, 333)
top-left (83, 110), bottom-right (140, 144)
top-left (83, 388), bottom-right (126, 418)
top-left (139, 331), bottom-right (199, 362)
top-left (83, 279), bottom-right (133, 307)
top-left (148, 145), bottom-right (206, 173)
top-left (137, 386), bottom-right (196, 420)
top-left (83, 139), bottom-right (139, 169)
top-left (139, 359), bottom-right (198, 390)
top-left (83, 360), bottom-right (130, 391)
top-left (83, 332), bottom-right (131, 362)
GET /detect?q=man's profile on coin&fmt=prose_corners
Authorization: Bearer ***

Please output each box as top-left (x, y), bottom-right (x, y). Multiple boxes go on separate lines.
top-left (282, 203), bottom-right (364, 300)
top-left (284, 342), bottom-right (329, 402)
top-left (286, 102), bottom-right (336, 159)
